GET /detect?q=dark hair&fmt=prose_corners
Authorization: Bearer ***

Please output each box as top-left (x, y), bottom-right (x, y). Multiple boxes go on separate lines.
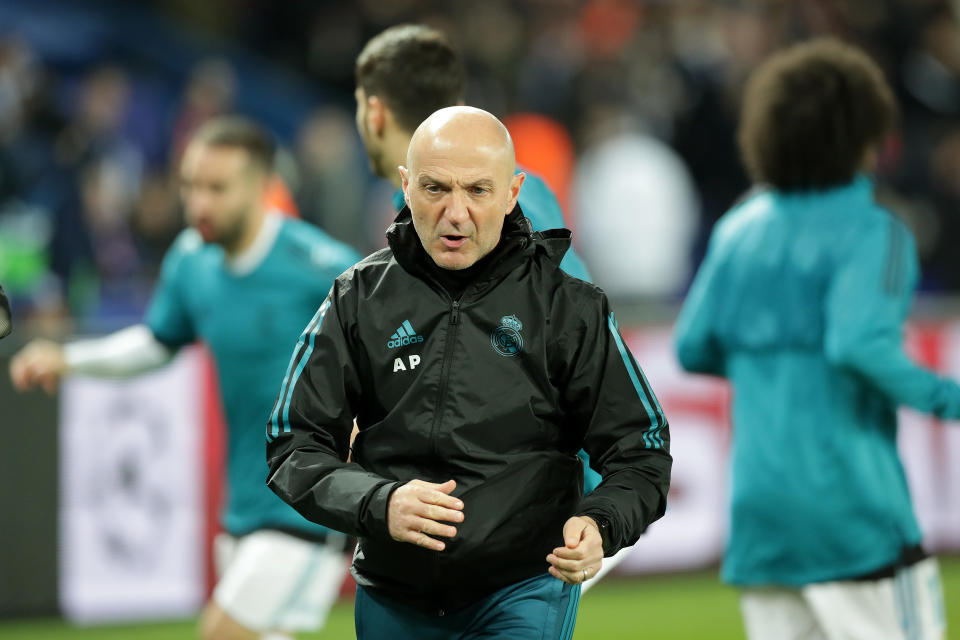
top-left (355, 24), bottom-right (465, 132)
top-left (738, 39), bottom-right (897, 192)
top-left (190, 116), bottom-right (276, 172)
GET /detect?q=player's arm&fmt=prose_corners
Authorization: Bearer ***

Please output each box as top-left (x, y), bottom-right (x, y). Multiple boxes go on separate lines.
top-left (10, 325), bottom-right (176, 393)
top-left (9, 227), bottom-right (194, 393)
top-left (824, 219), bottom-right (960, 419)
top-left (562, 294), bottom-right (672, 557)
top-left (674, 228), bottom-right (725, 377)
top-left (10, 230), bottom-right (198, 393)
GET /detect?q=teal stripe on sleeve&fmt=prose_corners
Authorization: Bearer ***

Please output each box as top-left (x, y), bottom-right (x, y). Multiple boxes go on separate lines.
top-left (269, 320), bottom-right (318, 439)
top-left (634, 364), bottom-right (666, 448)
top-left (268, 300), bottom-right (328, 439)
top-left (281, 300), bottom-right (331, 434)
top-left (608, 313), bottom-right (663, 449)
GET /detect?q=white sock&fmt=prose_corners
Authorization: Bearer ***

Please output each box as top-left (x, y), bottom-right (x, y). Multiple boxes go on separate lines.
top-left (261, 633), bottom-right (293, 640)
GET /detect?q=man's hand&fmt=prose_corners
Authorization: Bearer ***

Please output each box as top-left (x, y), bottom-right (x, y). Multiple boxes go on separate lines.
top-left (9, 339), bottom-right (67, 394)
top-left (387, 479), bottom-right (464, 551)
top-left (546, 516), bottom-right (604, 585)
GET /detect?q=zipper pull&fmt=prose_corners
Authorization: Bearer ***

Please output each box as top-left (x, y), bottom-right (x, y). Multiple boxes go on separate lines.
top-left (450, 301), bottom-right (461, 325)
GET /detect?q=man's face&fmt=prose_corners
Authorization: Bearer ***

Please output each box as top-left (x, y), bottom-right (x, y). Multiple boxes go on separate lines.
top-left (180, 143), bottom-right (263, 247)
top-left (354, 86), bottom-right (386, 178)
top-left (401, 146), bottom-right (524, 270)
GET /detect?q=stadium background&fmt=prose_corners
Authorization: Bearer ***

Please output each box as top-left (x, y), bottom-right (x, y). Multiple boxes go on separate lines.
top-left (1, 0), bottom-right (959, 638)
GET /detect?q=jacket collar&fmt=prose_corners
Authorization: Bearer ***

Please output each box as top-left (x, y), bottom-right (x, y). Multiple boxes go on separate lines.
top-left (385, 204), bottom-right (572, 288)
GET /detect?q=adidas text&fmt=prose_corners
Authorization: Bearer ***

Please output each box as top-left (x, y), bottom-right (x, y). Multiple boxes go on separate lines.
top-left (388, 335), bottom-right (424, 348)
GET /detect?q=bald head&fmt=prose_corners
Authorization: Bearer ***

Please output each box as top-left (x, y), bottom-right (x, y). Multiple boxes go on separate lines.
top-left (406, 107), bottom-right (516, 181)
top-left (398, 106), bottom-right (526, 270)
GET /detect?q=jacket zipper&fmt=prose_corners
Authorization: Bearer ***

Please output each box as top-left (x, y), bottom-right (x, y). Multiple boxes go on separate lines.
top-left (430, 300), bottom-right (461, 460)
top-left (429, 300), bottom-right (460, 602)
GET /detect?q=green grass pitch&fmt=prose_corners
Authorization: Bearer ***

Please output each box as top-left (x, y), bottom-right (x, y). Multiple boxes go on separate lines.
top-left (2, 557), bottom-right (958, 639)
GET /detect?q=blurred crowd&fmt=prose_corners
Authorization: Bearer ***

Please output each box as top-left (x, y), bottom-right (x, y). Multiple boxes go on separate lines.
top-left (1, 0), bottom-right (958, 331)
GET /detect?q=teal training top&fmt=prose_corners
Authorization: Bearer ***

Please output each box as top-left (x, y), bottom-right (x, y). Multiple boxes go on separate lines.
top-left (146, 217), bottom-right (361, 536)
top-left (393, 170), bottom-right (602, 493)
top-left (675, 175), bottom-right (960, 586)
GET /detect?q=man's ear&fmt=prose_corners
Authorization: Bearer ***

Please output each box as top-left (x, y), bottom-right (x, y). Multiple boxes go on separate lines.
top-left (368, 95), bottom-right (387, 136)
top-left (398, 165), bottom-right (410, 207)
top-left (506, 172), bottom-right (526, 213)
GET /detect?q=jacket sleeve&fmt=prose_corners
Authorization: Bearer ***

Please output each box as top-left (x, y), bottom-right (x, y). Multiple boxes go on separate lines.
top-left (824, 219), bottom-right (960, 419)
top-left (266, 279), bottom-right (399, 539)
top-left (564, 294), bottom-right (673, 555)
top-left (674, 227), bottom-right (725, 377)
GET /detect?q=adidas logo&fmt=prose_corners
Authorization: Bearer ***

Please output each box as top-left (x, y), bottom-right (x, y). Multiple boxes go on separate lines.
top-left (387, 319), bottom-right (424, 349)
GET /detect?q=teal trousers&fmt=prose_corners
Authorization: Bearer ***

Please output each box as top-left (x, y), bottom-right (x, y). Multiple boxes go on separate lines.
top-left (354, 572), bottom-right (581, 639)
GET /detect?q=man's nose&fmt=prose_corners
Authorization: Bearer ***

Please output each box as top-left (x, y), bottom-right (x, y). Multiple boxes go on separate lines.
top-left (186, 191), bottom-right (212, 220)
top-left (444, 189), bottom-right (469, 226)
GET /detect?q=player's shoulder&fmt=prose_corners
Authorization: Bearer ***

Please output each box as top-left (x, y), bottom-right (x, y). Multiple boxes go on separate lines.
top-left (277, 216), bottom-right (362, 272)
top-left (712, 187), bottom-right (774, 246)
top-left (168, 227), bottom-right (205, 257)
top-left (871, 203), bottom-right (911, 236)
top-left (830, 182), bottom-right (914, 249)
top-left (277, 216), bottom-right (346, 252)
top-left (518, 168), bottom-right (552, 198)
top-left (161, 228), bottom-right (213, 273)
top-left (516, 167), bottom-right (566, 231)
top-left (862, 204), bottom-right (915, 257)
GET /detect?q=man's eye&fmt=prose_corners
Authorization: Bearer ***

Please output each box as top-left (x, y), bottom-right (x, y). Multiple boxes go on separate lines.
top-left (425, 185), bottom-right (441, 194)
top-left (471, 187), bottom-right (487, 195)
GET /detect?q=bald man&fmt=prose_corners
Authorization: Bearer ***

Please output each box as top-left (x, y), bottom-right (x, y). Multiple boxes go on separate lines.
top-left (353, 27), bottom-right (646, 595)
top-left (266, 107), bottom-right (671, 639)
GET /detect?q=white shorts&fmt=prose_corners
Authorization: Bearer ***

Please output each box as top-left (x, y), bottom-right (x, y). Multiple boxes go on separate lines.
top-left (740, 557), bottom-right (946, 640)
top-left (212, 529), bottom-right (351, 633)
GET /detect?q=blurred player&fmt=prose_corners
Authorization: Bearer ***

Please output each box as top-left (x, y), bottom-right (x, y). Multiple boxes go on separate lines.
top-left (675, 39), bottom-right (959, 640)
top-left (353, 25), bottom-right (631, 589)
top-left (10, 117), bottom-right (361, 640)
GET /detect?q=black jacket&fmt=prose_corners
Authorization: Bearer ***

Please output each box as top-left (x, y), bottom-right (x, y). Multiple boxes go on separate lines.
top-left (266, 207), bottom-right (671, 614)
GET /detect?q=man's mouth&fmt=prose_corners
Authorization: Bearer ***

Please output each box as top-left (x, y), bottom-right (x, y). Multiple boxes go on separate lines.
top-left (441, 234), bottom-right (467, 249)
top-left (195, 222), bottom-right (215, 242)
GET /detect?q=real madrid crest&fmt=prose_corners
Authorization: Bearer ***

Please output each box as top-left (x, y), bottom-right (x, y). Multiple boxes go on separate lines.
top-left (491, 314), bottom-right (523, 357)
